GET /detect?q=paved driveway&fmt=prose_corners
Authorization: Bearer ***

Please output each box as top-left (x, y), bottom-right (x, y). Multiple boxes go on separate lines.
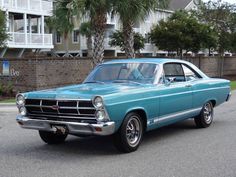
top-left (0, 91), bottom-right (236, 177)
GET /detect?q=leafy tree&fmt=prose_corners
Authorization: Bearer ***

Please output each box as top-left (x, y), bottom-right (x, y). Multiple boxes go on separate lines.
top-left (53, 0), bottom-right (75, 57)
top-left (79, 22), bottom-right (93, 58)
top-left (112, 0), bottom-right (169, 58)
top-left (150, 10), bottom-right (217, 57)
top-left (109, 30), bottom-right (145, 53)
top-left (230, 32), bottom-right (236, 53)
top-left (0, 10), bottom-right (9, 47)
top-left (195, 0), bottom-right (236, 55)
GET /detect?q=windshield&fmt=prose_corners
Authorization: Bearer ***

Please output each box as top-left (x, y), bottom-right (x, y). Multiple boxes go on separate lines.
top-left (84, 63), bottom-right (159, 84)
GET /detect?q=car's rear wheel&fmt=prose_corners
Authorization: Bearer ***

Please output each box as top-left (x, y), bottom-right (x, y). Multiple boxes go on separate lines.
top-left (194, 101), bottom-right (214, 128)
top-left (39, 131), bottom-right (68, 144)
top-left (113, 112), bottom-right (143, 153)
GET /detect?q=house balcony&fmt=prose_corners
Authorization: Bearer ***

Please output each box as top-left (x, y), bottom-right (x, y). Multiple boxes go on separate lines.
top-left (0, 0), bottom-right (53, 16)
top-left (7, 32), bottom-right (53, 49)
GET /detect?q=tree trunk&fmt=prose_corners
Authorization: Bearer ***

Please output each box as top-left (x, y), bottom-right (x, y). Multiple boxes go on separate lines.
top-left (63, 33), bottom-right (69, 57)
top-left (92, 11), bottom-right (106, 66)
top-left (122, 21), bottom-right (135, 59)
top-left (87, 34), bottom-right (93, 58)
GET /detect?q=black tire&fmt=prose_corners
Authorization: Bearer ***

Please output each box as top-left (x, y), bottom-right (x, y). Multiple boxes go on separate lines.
top-left (113, 112), bottom-right (144, 153)
top-left (39, 131), bottom-right (68, 144)
top-left (194, 101), bottom-right (214, 128)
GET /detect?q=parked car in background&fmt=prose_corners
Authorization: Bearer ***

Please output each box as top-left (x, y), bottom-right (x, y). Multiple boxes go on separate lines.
top-left (16, 59), bottom-right (231, 152)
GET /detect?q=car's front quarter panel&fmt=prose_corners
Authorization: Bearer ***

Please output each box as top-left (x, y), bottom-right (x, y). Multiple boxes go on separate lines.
top-left (103, 87), bottom-right (160, 131)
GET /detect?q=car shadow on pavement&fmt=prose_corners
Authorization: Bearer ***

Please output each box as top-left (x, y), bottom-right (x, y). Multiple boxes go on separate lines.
top-left (3, 119), bottom-right (214, 158)
top-left (142, 119), bottom-right (198, 143)
top-left (32, 119), bottom-right (198, 156)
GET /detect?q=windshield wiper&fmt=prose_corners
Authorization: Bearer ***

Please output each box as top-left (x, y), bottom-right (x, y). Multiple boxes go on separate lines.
top-left (84, 81), bottom-right (105, 84)
top-left (112, 80), bottom-right (141, 85)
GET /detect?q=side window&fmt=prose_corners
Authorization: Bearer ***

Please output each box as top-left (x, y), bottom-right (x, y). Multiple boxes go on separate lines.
top-left (163, 63), bottom-right (185, 82)
top-left (182, 64), bottom-right (202, 81)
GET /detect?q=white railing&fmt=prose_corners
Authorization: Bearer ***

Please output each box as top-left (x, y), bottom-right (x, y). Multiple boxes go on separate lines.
top-left (0, 0), bottom-right (52, 14)
top-left (7, 32), bottom-right (53, 48)
top-left (80, 37), bottom-right (115, 50)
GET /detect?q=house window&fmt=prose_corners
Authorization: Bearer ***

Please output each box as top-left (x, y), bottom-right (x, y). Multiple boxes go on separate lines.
top-left (145, 33), bottom-right (151, 43)
top-left (56, 32), bottom-right (61, 44)
top-left (72, 30), bottom-right (79, 43)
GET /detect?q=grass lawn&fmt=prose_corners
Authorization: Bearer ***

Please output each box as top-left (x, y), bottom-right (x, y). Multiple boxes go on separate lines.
top-left (231, 81), bottom-right (236, 90)
top-left (0, 98), bottom-right (15, 103)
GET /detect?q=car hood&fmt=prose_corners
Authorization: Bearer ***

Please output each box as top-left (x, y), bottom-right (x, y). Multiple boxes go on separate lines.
top-left (24, 83), bottom-right (148, 100)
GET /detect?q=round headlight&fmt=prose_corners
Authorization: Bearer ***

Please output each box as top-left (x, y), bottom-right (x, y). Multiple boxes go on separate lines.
top-left (93, 96), bottom-right (104, 109)
top-left (16, 94), bottom-right (25, 106)
top-left (19, 107), bottom-right (27, 116)
top-left (95, 110), bottom-right (106, 121)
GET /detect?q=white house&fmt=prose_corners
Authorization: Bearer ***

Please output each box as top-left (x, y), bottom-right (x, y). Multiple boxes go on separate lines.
top-left (0, 0), bottom-right (53, 57)
top-left (79, 0), bottom-right (196, 57)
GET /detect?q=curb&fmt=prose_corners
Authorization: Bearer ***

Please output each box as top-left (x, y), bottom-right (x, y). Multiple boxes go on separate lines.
top-left (0, 103), bottom-right (16, 107)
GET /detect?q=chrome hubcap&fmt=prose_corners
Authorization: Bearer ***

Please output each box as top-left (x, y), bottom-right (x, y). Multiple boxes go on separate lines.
top-left (126, 116), bottom-right (142, 147)
top-left (203, 103), bottom-right (213, 124)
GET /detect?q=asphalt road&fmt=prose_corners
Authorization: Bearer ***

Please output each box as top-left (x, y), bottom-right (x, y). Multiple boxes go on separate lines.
top-left (0, 92), bottom-right (236, 177)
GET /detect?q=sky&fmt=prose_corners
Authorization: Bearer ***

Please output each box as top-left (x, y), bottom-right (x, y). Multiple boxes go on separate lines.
top-left (203, 0), bottom-right (235, 4)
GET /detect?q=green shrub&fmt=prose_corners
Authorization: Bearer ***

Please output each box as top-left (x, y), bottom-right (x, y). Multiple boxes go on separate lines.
top-left (0, 82), bottom-right (15, 97)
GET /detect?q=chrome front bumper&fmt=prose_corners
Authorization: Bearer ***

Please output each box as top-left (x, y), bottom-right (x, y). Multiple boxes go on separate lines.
top-left (16, 115), bottom-right (115, 136)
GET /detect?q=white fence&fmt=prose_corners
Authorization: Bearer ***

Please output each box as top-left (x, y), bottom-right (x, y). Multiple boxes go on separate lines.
top-left (7, 32), bottom-right (53, 48)
top-left (80, 37), bottom-right (115, 50)
top-left (0, 0), bottom-right (52, 14)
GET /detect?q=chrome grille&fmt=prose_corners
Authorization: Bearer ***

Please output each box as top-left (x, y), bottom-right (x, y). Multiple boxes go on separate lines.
top-left (25, 99), bottom-right (96, 122)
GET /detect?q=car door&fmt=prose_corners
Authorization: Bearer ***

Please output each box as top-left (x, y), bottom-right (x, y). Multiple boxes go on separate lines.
top-left (158, 63), bottom-right (193, 123)
top-left (181, 64), bottom-right (206, 112)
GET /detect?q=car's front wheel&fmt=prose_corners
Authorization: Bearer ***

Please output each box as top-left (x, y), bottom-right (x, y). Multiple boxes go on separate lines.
top-left (39, 131), bottom-right (68, 144)
top-left (113, 112), bottom-right (143, 153)
top-left (194, 101), bottom-right (214, 128)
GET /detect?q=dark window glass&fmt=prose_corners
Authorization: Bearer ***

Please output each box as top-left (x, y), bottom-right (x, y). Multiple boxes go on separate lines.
top-left (164, 63), bottom-right (185, 82)
top-left (73, 30), bottom-right (79, 43)
top-left (56, 32), bottom-right (61, 43)
top-left (182, 64), bottom-right (202, 81)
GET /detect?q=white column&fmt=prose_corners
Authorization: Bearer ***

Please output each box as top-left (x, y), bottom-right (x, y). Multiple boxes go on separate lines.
top-left (24, 13), bottom-right (27, 45)
top-left (5, 10), bottom-right (9, 46)
top-left (37, 18), bottom-right (40, 34)
top-left (10, 14), bottom-right (14, 32)
top-left (1, 0), bottom-right (4, 7)
top-left (41, 15), bottom-right (44, 45)
top-left (5, 10), bottom-right (9, 31)
top-left (29, 16), bottom-right (32, 44)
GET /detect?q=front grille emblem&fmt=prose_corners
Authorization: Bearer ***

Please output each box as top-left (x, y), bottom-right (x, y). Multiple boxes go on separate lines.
top-left (51, 105), bottom-right (59, 110)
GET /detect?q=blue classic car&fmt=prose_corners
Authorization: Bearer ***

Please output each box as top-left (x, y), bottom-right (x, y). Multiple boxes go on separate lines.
top-left (16, 59), bottom-right (231, 152)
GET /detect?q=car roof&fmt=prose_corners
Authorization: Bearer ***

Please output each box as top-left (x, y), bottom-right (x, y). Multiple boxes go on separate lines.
top-left (103, 58), bottom-right (208, 78)
top-left (103, 58), bottom-right (187, 65)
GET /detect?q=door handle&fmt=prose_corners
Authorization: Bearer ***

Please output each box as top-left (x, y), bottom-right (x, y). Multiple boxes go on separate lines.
top-left (185, 84), bottom-right (192, 87)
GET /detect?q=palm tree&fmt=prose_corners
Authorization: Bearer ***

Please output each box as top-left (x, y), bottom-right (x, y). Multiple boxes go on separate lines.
top-left (71, 0), bottom-right (112, 65)
top-left (112, 0), bottom-right (169, 58)
top-left (54, 0), bottom-right (74, 57)
top-left (0, 10), bottom-right (9, 47)
top-left (79, 21), bottom-right (93, 58)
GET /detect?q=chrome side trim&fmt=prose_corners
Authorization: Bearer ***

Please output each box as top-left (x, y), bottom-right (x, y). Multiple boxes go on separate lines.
top-left (147, 107), bottom-right (202, 125)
